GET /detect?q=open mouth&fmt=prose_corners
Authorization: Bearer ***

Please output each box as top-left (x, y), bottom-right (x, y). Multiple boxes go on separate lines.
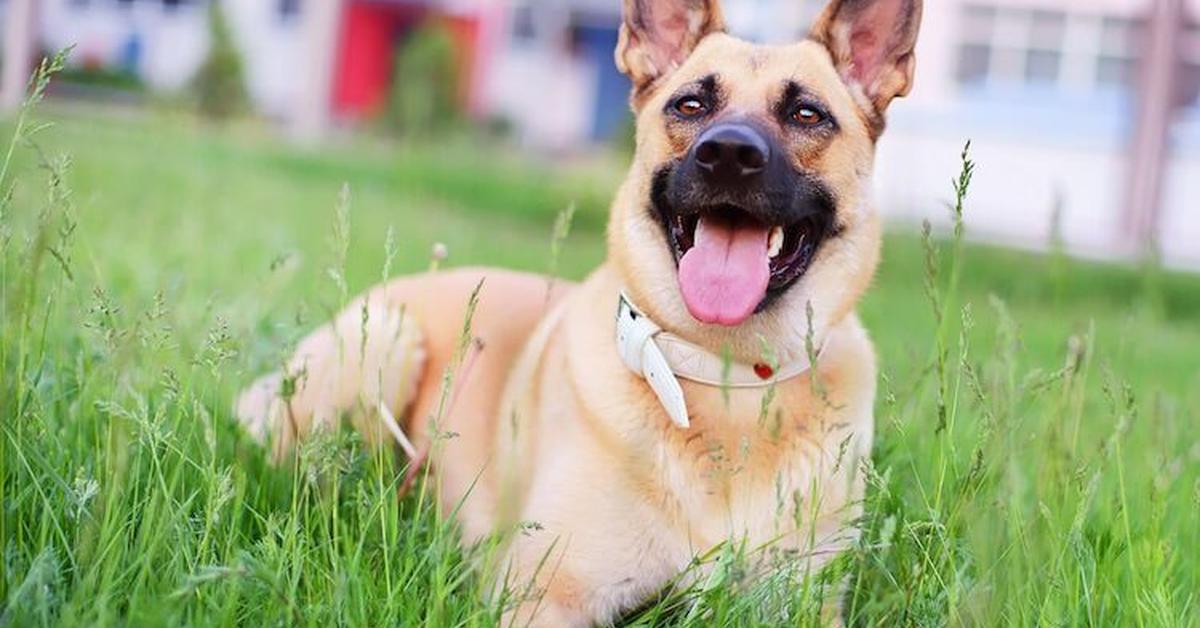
top-left (667, 205), bottom-right (829, 291)
top-left (662, 204), bottom-right (831, 326)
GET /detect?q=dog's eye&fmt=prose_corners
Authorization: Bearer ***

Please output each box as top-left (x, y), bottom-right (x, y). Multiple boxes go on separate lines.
top-left (673, 97), bottom-right (708, 118)
top-left (791, 105), bottom-right (825, 127)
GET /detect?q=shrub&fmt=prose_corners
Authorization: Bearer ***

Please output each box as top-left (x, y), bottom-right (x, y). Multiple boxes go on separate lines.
top-left (192, 1), bottom-right (248, 121)
top-left (385, 20), bottom-right (462, 138)
top-left (58, 66), bottom-right (144, 93)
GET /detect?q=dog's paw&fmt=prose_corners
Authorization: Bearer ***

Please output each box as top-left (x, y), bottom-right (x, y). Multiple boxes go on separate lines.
top-left (234, 373), bottom-right (283, 445)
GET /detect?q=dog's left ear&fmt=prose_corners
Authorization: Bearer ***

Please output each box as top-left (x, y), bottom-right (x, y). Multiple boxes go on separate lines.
top-left (810, 0), bottom-right (923, 113)
top-left (615, 0), bottom-right (726, 100)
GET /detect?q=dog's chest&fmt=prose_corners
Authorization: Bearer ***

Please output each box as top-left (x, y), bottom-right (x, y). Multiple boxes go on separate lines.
top-left (647, 385), bottom-right (861, 549)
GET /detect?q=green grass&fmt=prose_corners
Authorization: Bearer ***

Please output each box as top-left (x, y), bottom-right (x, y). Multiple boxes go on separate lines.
top-left (2, 87), bottom-right (1198, 624)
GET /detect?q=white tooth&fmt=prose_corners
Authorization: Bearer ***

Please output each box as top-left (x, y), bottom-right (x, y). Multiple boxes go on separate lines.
top-left (768, 226), bottom-right (785, 258)
top-left (694, 216), bottom-right (710, 247)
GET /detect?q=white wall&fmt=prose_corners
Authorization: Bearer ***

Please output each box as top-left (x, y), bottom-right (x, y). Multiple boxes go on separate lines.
top-left (224, 0), bottom-right (304, 119)
top-left (876, 123), bottom-right (1128, 257)
top-left (40, 0), bottom-right (208, 91)
top-left (1160, 147), bottom-right (1200, 268)
top-left (486, 45), bottom-right (596, 151)
top-left (877, 119), bottom-right (1200, 271)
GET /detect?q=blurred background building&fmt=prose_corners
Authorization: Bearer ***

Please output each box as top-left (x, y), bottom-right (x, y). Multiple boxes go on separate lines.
top-left (1, 0), bottom-right (1198, 269)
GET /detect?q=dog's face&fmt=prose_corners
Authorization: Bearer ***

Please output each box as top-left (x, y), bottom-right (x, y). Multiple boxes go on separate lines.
top-left (609, 0), bottom-right (922, 358)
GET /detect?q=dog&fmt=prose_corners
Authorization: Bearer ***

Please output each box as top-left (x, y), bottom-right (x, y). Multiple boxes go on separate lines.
top-left (236, 0), bottom-right (922, 624)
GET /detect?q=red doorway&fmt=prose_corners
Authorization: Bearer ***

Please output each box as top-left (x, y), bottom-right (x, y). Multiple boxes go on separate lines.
top-left (331, 1), bottom-right (481, 119)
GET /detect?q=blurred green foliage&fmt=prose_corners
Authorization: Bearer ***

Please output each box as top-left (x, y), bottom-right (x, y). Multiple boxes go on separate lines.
top-left (58, 65), bottom-right (144, 92)
top-left (192, 2), bottom-right (248, 121)
top-left (385, 20), bottom-right (462, 138)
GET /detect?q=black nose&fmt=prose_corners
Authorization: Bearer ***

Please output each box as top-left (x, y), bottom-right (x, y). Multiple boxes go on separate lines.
top-left (692, 123), bottom-right (770, 185)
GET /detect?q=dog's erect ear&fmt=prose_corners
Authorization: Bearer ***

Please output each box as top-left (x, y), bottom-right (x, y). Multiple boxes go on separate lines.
top-left (615, 0), bottom-right (725, 98)
top-left (810, 0), bottom-right (923, 113)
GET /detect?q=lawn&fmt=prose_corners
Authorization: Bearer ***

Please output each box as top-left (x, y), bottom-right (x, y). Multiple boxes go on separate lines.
top-left (2, 96), bottom-right (1198, 625)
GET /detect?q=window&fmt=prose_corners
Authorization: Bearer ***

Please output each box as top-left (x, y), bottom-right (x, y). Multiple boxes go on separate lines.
top-left (963, 4), bottom-right (997, 37)
top-left (1096, 16), bottom-right (1142, 90)
top-left (278, 0), bottom-right (300, 21)
top-left (956, 5), bottom-right (1145, 95)
top-left (511, 5), bottom-right (537, 43)
top-left (956, 6), bottom-right (1066, 86)
top-left (957, 43), bottom-right (991, 85)
top-left (1183, 62), bottom-right (1200, 109)
top-left (1025, 11), bottom-right (1065, 84)
top-left (1183, 27), bottom-right (1200, 108)
top-left (956, 5), bottom-right (995, 84)
top-left (1096, 56), bottom-right (1135, 89)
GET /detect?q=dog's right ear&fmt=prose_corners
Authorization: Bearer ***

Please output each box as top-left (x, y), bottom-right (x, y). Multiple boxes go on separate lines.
top-left (615, 0), bottom-right (725, 101)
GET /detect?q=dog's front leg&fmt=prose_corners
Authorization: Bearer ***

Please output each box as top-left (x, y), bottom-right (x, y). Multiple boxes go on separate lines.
top-left (502, 592), bottom-right (590, 628)
top-left (494, 472), bottom-right (684, 627)
top-left (500, 534), bottom-right (662, 628)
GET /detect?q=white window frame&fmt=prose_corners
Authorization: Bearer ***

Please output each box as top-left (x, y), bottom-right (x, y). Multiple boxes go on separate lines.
top-left (956, 3), bottom-right (1143, 94)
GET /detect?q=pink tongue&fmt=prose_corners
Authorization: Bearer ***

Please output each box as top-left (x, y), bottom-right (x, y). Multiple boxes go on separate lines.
top-left (678, 217), bottom-right (771, 326)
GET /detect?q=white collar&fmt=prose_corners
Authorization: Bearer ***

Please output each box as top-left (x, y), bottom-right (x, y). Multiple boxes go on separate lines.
top-left (614, 292), bottom-right (823, 429)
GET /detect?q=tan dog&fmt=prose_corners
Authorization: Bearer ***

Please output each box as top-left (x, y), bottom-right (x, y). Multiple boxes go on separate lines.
top-left (237, 0), bottom-right (922, 624)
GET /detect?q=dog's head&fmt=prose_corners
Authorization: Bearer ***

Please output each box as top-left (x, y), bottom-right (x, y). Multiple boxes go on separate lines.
top-left (609, 0), bottom-right (922, 358)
